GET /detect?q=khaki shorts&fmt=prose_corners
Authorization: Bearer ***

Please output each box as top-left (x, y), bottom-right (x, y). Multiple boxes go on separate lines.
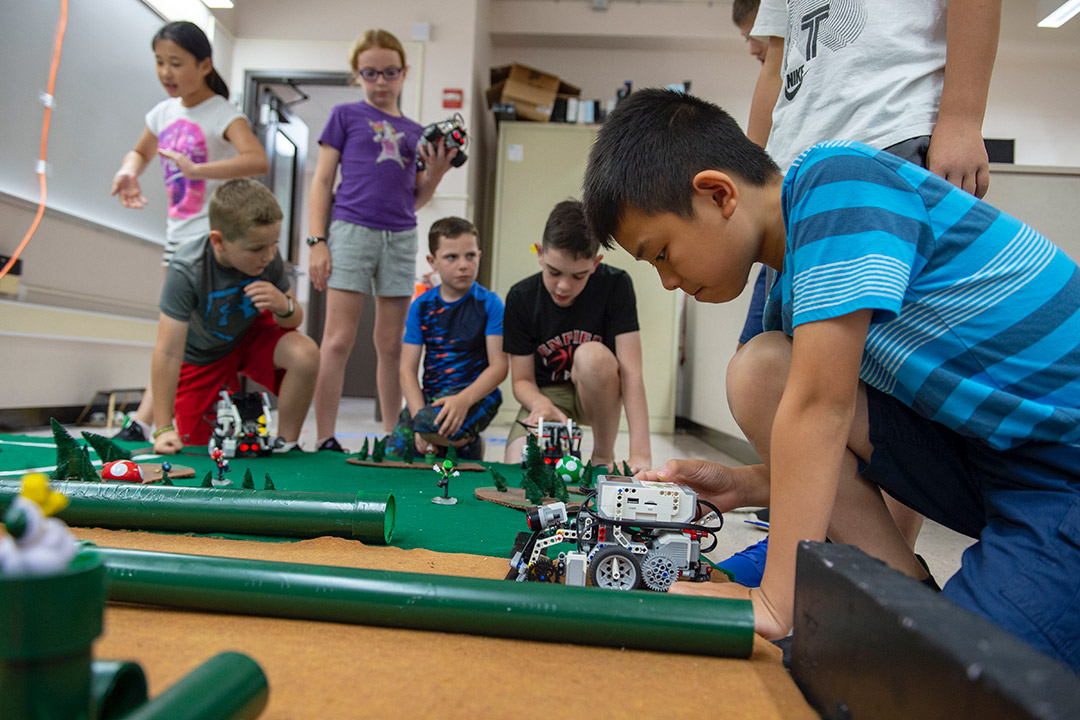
top-left (506, 383), bottom-right (590, 445)
top-left (326, 220), bottom-right (417, 297)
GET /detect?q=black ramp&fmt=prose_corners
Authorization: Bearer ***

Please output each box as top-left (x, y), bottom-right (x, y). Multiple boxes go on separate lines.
top-left (792, 541), bottom-right (1080, 720)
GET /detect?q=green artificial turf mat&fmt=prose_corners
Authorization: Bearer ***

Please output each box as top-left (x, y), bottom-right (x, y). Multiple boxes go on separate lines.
top-left (0, 433), bottom-right (544, 557)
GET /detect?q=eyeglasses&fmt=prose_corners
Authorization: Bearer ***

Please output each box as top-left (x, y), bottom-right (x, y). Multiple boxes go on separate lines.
top-left (357, 67), bottom-right (403, 82)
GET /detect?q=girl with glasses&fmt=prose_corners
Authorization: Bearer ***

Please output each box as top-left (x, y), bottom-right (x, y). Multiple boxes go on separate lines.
top-left (308, 29), bottom-right (458, 453)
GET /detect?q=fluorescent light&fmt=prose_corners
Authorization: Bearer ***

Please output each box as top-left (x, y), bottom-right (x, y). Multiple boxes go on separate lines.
top-left (1038, 0), bottom-right (1080, 27)
top-left (202, 0), bottom-right (234, 7)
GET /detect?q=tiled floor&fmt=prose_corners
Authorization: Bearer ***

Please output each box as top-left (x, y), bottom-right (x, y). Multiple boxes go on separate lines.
top-left (27, 396), bottom-right (974, 584)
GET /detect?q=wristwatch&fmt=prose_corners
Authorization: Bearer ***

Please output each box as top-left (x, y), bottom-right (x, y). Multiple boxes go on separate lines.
top-left (306, 236), bottom-right (326, 247)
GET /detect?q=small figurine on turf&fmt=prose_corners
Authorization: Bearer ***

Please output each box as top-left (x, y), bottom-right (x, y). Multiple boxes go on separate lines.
top-left (209, 447), bottom-right (233, 488)
top-left (0, 473), bottom-right (78, 576)
top-left (160, 461), bottom-right (174, 486)
top-left (431, 459), bottom-right (460, 505)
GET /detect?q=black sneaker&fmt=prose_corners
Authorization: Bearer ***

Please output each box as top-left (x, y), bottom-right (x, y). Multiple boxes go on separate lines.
top-left (112, 419), bottom-right (148, 442)
top-left (317, 437), bottom-right (347, 453)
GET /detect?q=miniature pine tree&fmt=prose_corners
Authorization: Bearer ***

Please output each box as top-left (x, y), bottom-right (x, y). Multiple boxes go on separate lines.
top-left (160, 475), bottom-right (174, 486)
top-left (402, 439), bottom-right (415, 465)
top-left (552, 473), bottom-right (569, 502)
top-left (359, 438), bottom-right (370, 460)
top-left (521, 472), bottom-right (545, 505)
top-left (446, 443), bottom-right (459, 465)
top-left (372, 438), bottom-right (385, 463)
top-left (241, 468), bottom-right (255, 489)
top-left (622, 460), bottom-right (632, 477)
top-left (201, 472), bottom-right (214, 488)
top-left (82, 432), bottom-right (131, 463)
top-left (77, 446), bottom-right (98, 482)
top-left (263, 473), bottom-right (276, 490)
top-left (51, 418), bottom-right (84, 481)
top-left (580, 460), bottom-right (594, 489)
top-left (523, 433), bottom-right (550, 500)
top-left (490, 467), bottom-right (508, 492)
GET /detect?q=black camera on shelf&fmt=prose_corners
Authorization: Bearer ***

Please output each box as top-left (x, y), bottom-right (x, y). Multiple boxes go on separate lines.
top-left (417, 113), bottom-right (468, 169)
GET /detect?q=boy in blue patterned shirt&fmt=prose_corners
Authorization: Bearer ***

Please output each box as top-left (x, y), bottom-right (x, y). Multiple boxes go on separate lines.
top-left (389, 217), bottom-right (507, 461)
top-left (582, 89), bottom-right (1080, 671)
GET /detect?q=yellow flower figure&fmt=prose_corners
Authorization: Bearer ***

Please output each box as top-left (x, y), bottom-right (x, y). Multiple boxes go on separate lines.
top-left (0, 473), bottom-right (77, 576)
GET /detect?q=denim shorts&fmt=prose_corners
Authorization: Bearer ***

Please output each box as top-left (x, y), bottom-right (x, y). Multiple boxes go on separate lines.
top-left (859, 386), bottom-right (1080, 670)
top-left (326, 220), bottom-right (417, 297)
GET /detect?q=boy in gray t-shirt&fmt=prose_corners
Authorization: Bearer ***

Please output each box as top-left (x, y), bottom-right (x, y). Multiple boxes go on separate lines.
top-left (152, 179), bottom-right (319, 454)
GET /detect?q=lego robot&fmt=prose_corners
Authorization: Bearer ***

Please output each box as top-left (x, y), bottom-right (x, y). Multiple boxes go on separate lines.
top-left (506, 475), bottom-right (722, 591)
top-left (519, 417), bottom-right (583, 467)
top-left (207, 390), bottom-right (273, 458)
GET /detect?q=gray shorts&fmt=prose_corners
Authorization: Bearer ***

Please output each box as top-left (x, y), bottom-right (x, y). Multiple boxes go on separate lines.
top-left (326, 219), bottom-right (417, 296)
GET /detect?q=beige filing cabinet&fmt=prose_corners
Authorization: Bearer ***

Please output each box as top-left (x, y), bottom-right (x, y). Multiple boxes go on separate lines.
top-left (489, 121), bottom-right (679, 434)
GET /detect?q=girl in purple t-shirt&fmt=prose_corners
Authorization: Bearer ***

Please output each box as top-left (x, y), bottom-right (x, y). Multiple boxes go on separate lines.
top-left (308, 29), bottom-right (457, 452)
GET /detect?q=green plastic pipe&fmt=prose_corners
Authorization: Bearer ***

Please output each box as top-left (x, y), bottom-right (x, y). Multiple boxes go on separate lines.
top-left (0, 554), bottom-right (106, 720)
top-left (84, 546), bottom-right (755, 658)
top-left (117, 652), bottom-right (267, 720)
top-left (90, 661), bottom-right (147, 720)
top-left (0, 480), bottom-right (394, 545)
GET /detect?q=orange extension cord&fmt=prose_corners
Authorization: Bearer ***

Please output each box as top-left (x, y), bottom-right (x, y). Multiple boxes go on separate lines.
top-left (0, 0), bottom-right (69, 281)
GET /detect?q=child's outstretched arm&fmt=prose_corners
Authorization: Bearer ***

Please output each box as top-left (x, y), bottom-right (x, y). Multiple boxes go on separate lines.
top-left (746, 35), bottom-right (785, 147)
top-left (510, 354), bottom-right (567, 425)
top-left (927, 0), bottom-right (1000, 198)
top-left (307, 145), bottom-right (340, 292)
top-left (668, 310), bottom-right (872, 641)
top-left (400, 343), bottom-right (426, 420)
top-left (157, 117), bottom-right (269, 181)
top-left (432, 336), bottom-right (509, 439)
top-left (614, 331), bottom-right (651, 474)
top-left (111, 128), bottom-right (158, 209)
top-left (150, 314), bottom-right (189, 455)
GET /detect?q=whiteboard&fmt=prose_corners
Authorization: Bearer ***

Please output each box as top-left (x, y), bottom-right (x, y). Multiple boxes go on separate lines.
top-left (0, 0), bottom-right (184, 245)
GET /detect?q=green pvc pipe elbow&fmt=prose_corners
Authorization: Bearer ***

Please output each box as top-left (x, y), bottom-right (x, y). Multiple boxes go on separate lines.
top-left (0, 480), bottom-right (394, 545)
top-left (0, 554), bottom-right (106, 720)
top-left (117, 652), bottom-right (267, 720)
top-left (90, 660), bottom-right (147, 720)
top-left (85, 546), bottom-right (755, 658)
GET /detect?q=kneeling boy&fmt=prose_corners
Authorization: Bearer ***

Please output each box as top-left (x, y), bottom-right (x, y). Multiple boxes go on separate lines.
top-left (583, 89), bottom-right (1080, 671)
top-left (152, 179), bottom-right (319, 454)
top-left (390, 217), bottom-right (507, 460)
top-left (502, 200), bottom-right (651, 473)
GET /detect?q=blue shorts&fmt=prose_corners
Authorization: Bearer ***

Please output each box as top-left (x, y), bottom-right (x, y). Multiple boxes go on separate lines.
top-left (859, 386), bottom-right (1080, 671)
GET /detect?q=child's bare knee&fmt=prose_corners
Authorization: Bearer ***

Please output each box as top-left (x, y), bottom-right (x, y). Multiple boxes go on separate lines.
top-left (278, 334), bottom-right (320, 373)
top-left (727, 332), bottom-right (791, 411)
top-left (571, 341), bottom-right (618, 383)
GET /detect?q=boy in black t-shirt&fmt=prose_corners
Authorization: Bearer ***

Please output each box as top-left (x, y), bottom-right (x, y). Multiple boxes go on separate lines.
top-left (502, 200), bottom-right (652, 472)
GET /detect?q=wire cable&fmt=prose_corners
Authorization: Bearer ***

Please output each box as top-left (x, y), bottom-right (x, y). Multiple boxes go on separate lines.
top-left (1, 0), bottom-right (68, 281)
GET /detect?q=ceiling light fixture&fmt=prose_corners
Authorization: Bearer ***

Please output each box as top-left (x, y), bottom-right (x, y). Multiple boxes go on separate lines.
top-left (1038, 0), bottom-right (1080, 27)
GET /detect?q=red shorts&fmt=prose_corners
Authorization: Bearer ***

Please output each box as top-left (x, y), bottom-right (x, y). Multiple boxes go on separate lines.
top-left (175, 311), bottom-right (293, 445)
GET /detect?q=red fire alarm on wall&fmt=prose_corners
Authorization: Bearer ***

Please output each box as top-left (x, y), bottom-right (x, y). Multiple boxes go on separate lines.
top-left (442, 88), bottom-right (463, 109)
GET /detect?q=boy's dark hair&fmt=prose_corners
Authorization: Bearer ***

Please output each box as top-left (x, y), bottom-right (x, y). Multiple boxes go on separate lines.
top-left (153, 21), bottom-right (229, 99)
top-left (542, 200), bottom-right (599, 260)
top-left (428, 216), bottom-right (478, 254)
top-left (732, 0), bottom-right (760, 26)
top-left (583, 88), bottom-right (781, 249)
top-left (209, 179), bottom-right (283, 241)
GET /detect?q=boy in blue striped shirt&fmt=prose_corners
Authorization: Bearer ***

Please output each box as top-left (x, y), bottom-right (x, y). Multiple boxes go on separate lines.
top-left (583, 89), bottom-right (1080, 671)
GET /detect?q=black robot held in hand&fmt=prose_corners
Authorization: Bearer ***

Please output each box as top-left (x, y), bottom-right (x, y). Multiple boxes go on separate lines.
top-left (417, 113), bottom-right (468, 169)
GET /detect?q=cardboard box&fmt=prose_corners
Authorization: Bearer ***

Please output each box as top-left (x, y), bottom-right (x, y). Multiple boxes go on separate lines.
top-left (488, 64), bottom-right (580, 122)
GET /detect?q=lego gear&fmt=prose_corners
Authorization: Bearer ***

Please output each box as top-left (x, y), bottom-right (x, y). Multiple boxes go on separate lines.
top-left (641, 553), bottom-right (677, 592)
